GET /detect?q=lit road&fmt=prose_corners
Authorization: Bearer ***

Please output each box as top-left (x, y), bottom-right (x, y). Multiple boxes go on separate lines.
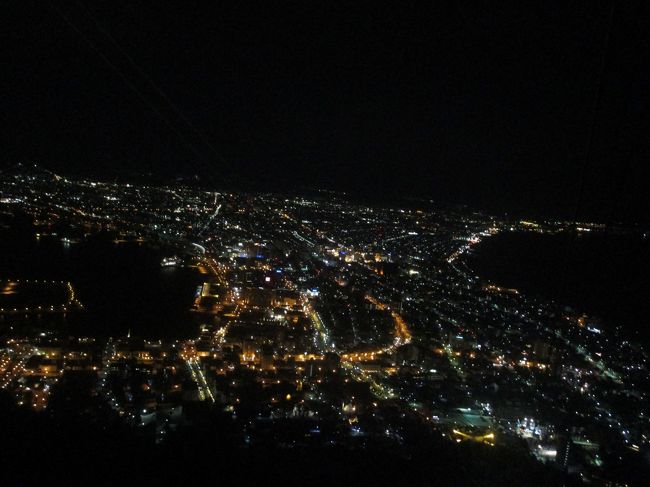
top-left (364, 294), bottom-right (412, 346)
top-left (306, 300), bottom-right (396, 400)
top-left (339, 295), bottom-right (412, 363)
top-left (342, 361), bottom-right (396, 400)
top-left (187, 357), bottom-right (215, 403)
top-left (308, 308), bottom-right (337, 353)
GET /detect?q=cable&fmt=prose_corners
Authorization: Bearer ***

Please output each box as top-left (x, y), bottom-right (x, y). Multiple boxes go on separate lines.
top-left (74, 1), bottom-right (230, 169)
top-left (47, 1), bottom-right (217, 178)
top-left (572, 1), bottom-right (616, 225)
top-left (560, 1), bottom-right (616, 297)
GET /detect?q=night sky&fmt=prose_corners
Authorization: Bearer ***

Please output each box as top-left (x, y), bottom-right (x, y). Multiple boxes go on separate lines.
top-left (3, 1), bottom-right (649, 222)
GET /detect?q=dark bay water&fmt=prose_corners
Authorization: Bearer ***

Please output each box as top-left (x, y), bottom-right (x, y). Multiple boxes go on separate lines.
top-left (471, 230), bottom-right (650, 342)
top-left (0, 221), bottom-right (202, 340)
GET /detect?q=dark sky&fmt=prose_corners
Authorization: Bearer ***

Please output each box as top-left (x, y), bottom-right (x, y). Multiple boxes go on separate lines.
top-left (2, 1), bottom-right (649, 222)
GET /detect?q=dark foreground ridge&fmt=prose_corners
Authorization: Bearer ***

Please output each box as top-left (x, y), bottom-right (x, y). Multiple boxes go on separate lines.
top-left (1, 391), bottom-right (565, 486)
